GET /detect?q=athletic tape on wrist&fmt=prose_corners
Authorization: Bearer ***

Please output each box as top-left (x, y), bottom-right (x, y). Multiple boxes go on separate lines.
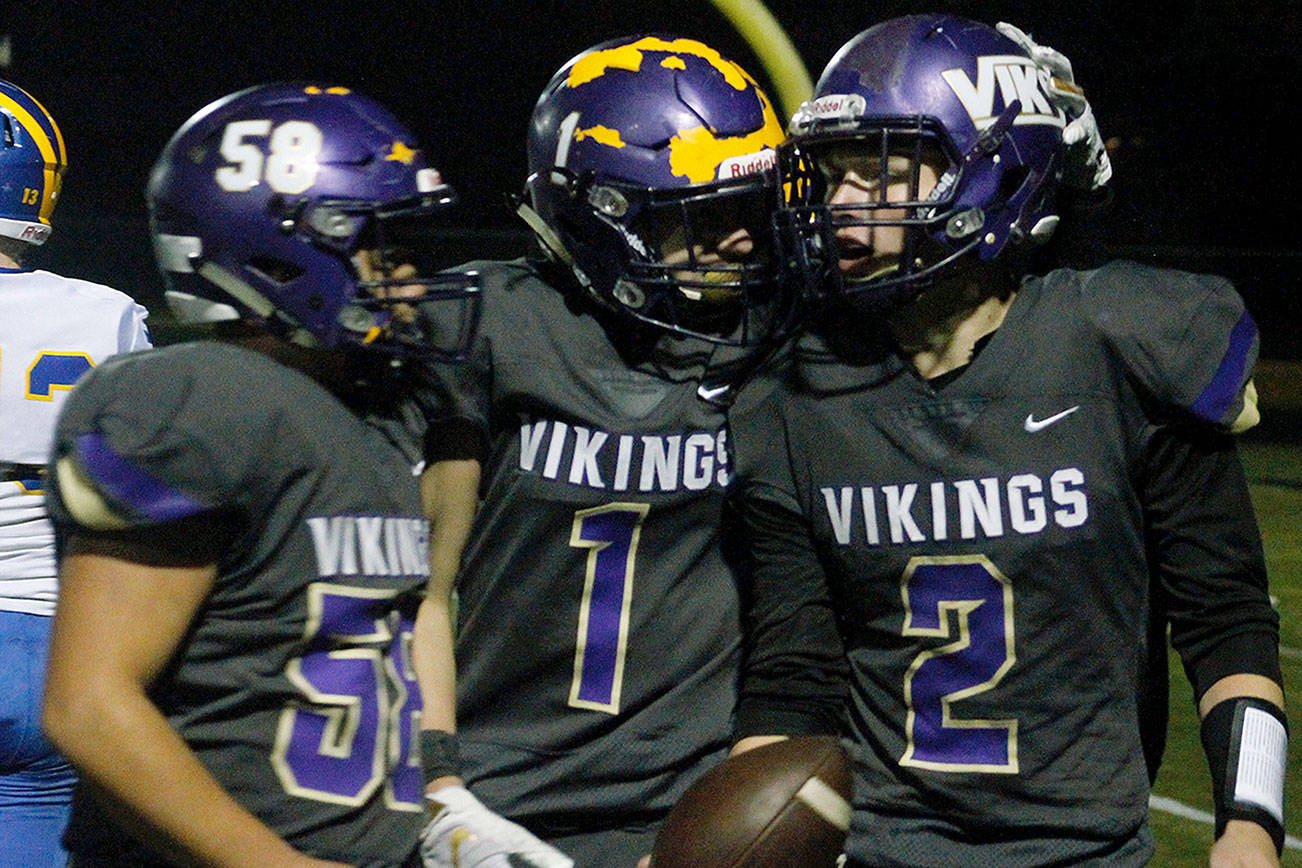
top-left (420, 729), bottom-right (462, 786)
top-left (1200, 696), bottom-right (1289, 854)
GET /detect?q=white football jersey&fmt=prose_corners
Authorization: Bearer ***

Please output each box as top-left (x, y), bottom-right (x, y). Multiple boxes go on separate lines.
top-left (0, 268), bottom-right (150, 614)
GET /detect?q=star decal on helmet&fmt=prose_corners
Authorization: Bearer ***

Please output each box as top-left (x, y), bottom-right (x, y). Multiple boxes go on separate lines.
top-left (385, 141), bottom-right (418, 164)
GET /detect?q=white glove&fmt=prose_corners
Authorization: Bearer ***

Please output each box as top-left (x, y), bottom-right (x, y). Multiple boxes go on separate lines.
top-left (997, 21), bottom-right (1113, 190)
top-left (420, 785), bottom-right (574, 868)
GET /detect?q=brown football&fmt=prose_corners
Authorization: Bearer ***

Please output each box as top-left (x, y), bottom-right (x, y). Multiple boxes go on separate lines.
top-left (649, 736), bottom-right (852, 867)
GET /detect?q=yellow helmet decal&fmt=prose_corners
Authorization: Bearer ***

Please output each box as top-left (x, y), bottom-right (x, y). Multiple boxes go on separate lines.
top-left (567, 36), bottom-right (749, 90)
top-left (385, 141), bottom-right (419, 164)
top-left (573, 125), bottom-right (626, 149)
top-left (668, 72), bottom-right (784, 184)
top-left (565, 38), bottom-right (785, 185)
top-left (0, 91), bottom-right (66, 224)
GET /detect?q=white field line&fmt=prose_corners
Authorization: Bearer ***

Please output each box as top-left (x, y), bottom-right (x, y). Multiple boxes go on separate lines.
top-left (1149, 795), bottom-right (1301, 851)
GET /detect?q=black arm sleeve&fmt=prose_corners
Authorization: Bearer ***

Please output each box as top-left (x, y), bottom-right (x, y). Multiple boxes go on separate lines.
top-left (412, 351), bottom-right (493, 464)
top-left (731, 486), bottom-right (851, 742)
top-left (424, 418), bottom-right (490, 464)
top-left (1143, 422), bottom-right (1282, 702)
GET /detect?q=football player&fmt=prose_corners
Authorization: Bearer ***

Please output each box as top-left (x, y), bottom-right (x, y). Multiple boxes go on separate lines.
top-left (38, 83), bottom-right (494, 867)
top-left (0, 78), bottom-right (151, 868)
top-left (415, 35), bottom-right (793, 867)
top-left (728, 15), bottom-right (1288, 867)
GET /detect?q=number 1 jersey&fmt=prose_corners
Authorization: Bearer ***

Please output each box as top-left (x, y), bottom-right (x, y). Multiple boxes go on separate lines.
top-left (441, 260), bottom-right (743, 832)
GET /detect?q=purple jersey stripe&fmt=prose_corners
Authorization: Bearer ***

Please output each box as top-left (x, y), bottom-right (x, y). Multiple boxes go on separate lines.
top-left (1191, 309), bottom-right (1257, 424)
top-left (74, 431), bottom-right (208, 523)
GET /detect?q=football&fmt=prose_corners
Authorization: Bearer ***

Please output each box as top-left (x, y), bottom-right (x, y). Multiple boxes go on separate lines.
top-left (649, 736), bottom-right (852, 867)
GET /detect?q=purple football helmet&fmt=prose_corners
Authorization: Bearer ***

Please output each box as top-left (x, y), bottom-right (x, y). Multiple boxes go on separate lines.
top-left (523, 35), bottom-right (790, 345)
top-left (0, 79), bottom-right (66, 245)
top-left (147, 83), bottom-right (479, 359)
top-left (783, 15), bottom-right (1066, 309)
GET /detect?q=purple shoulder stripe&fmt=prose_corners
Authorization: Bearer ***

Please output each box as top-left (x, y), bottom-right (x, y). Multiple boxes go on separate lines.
top-left (1191, 309), bottom-right (1257, 424)
top-left (74, 432), bottom-right (208, 523)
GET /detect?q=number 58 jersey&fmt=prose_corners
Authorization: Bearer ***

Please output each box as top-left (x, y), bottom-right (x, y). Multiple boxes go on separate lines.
top-left (46, 342), bottom-right (430, 867)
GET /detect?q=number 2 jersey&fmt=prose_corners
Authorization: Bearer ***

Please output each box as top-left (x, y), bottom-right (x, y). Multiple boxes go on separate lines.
top-left (0, 267), bottom-right (150, 615)
top-left (729, 261), bottom-right (1280, 866)
top-left (438, 259), bottom-right (742, 834)
top-left (45, 342), bottom-right (429, 867)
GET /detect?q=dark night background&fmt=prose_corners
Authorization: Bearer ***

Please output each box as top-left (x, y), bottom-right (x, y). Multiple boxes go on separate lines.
top-left (4, 1), bottom-right (1300, 355)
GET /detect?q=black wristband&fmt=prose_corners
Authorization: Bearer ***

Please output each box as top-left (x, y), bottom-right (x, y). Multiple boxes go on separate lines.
top-left (420, 729), bottom-right (462, 786)
top-left (1200, 696), bottom-right (1289, 854)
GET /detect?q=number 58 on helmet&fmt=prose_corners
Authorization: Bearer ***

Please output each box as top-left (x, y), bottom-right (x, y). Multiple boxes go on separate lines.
top-left (147, 83), bottom-right (480, 360)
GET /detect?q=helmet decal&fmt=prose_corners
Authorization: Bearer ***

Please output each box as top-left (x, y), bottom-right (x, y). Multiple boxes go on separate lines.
top-left (572, 124), bottom-right (625, 153)
top-left (668, 121), bottom-right (780, 184)
top-left (558, 36), bottom-right (784, 184)
top-left (939, 55), bottom-right (1065, 130)
top-left (566, 36), bottom-right (747, 90)
top-left (385, 141), bottom-right (419, 164)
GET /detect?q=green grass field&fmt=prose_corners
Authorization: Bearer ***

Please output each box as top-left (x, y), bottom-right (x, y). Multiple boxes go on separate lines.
top-left (1147, 436), bottom-right (1302, 865)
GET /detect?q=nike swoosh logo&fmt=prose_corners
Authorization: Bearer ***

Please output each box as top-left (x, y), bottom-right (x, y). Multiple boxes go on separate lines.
top-left (697, 383), bottom-right (731, 402)
top-left (1024, 405), bottom-right (1080, 432)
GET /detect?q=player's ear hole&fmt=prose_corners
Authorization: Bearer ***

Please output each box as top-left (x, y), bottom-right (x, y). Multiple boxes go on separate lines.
top-left (997, 166), bottom-right (1030, 201)
top-left (249, 257), bottom-right (303, 285)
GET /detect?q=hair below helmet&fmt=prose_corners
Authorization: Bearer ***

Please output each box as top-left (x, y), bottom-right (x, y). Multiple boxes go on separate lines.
top-left (0, 79), bottom-right (67, 245)
top-left (783, 15), bottom-right (1065, 310)
top-left (522, 35), bottom-right (792, 345)
top-left (147, 83), bottom-right (479, 360)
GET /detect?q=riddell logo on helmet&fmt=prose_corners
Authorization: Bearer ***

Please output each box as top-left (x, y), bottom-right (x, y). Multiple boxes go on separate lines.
top-left (21, 225), bottom-right (50, 243)
top-left (717, 148), bottom-right (777, 179)
top-left (806, 94), bottom-right (867, 120)
top-left (941, 55), bottom-right (1065, 130)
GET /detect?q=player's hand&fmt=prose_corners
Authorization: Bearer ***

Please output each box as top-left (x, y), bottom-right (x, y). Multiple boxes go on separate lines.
top-left (1209, 820), bottom-right (1280, 868)
top-left (420, 785), bottom-right (574, 868)
top-left (996, 21), bottom-right (1112, 191)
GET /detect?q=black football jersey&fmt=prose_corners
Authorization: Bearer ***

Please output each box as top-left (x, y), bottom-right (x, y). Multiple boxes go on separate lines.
top-left (440, 260), bottom-right (743, 831)
top-left (46, 342), bottom-right (429, 867)
top-left (729, 262), bottom-right (1261, 867)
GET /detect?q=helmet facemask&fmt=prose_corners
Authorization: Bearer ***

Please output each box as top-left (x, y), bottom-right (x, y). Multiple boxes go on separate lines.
top-left (780, 15), bottom-right (1068, 315)
top-left (783, 108), bottom-right (1049, 313)
top-left (285, 191), bottom-right (481, 360)
top-left (577, 170), bottom-right (783, 346)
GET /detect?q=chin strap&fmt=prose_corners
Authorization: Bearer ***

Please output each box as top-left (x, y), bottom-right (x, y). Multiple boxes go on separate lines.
top-left (515, 200), bottom-right (576, 269)
top-left (516, 198), bottom-right (613, 319)
top-left (196, 261), bottom-right (319, 347)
